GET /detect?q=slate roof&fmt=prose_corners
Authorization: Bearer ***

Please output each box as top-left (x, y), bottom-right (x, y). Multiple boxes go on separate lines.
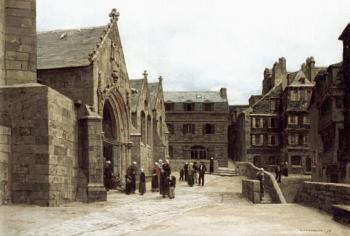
top-left (164, 91), bottom-right (227, 103)
top-left (37, 26), bottom-right (106, 69)
top-left (251, 83), bottom-right (282, 114)
top-left (129, 79), bottom-right (145, 112)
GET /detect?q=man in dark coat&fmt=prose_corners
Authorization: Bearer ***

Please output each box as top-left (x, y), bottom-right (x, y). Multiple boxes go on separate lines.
top-left (209, 157), bottom-right (214, 174)
top-left (256, 168), bottom-right (265, 200)
top-left (160, 168), bottom-right (169, 198)
top-left (127, 161), bottom-right (137, 193)
top-left (163, 159), bottom-right (171, 177)
top-left (184, 162), bottom-right (189, 181)
top-left (139, 168), bottom-right (146, 195)
top-left (104, 160), bottom-right (113, 190)
top-left (198, 162), bottom-right (207, 186)
top-left (275, 163), bottom-right (282, 183)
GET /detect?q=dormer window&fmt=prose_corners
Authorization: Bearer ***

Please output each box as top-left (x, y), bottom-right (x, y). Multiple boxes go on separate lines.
top-left (184, 103), bottom-right (195, 111)
top-left (165, 103), bottom-right (174, 111)
top-left (203, 103), bottom-right (214, 111)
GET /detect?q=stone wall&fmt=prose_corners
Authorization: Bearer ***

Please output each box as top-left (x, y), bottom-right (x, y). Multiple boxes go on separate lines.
top-left (47, 88), bottom-right (80, 206)
top-left (0, 84), bottom-right (82, 206)
top-left (236, 162), bottom-right (287, 203)
top-left (295, 181), bottom-right (350, 213)
top-left (4, 0), bottom-right (37, 85)
top-left (0, 126), bottom-right (11, 204)
top-left (167, 159), bottom-right (218, 172)
top-left (242, 179), bottom-right (261, 203)
top-left (0, 0), bottom-right (5, 84)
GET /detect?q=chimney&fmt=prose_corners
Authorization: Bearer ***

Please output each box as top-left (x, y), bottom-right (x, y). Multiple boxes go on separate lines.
top-left (220, 88), bottom-right (227, 98)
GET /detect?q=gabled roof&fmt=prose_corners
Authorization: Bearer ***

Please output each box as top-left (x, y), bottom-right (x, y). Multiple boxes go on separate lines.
top-left (251, 83), bottom-right (282, 114)
top-left (148, 82), bottom-right (159, 110)
top-left (164, 91), bottom-right (227, 103)
top-left (339, 23), bottom-right (350, 40)
top-left (288, 70), bottom-right (314, 87)
top-left (37, 9), bottom-right (121, 70)
top-left (130, 79), bottom-right (145, 112)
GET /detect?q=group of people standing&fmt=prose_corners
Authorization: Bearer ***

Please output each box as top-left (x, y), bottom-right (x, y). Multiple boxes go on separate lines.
top-left (151, 159), bottom-right (176, 199)
top-left (179, 158), bottom-right (214, 187)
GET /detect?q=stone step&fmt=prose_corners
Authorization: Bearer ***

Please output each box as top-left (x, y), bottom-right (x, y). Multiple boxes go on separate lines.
top-left (260, 193), bottom-right (272, 204)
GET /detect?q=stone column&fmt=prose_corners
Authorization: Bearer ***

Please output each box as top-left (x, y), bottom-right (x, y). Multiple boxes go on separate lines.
top-left (4, 0), bottom-right (37, 85)
top-left (0, 0), bottom-right (5, 85)
top-left (80, 115), bottom-right (106, 202)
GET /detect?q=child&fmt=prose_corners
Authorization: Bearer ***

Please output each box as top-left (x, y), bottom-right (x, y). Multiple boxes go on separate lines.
top-left (169, 175), bottom-right (176, 199)
top-left (179, 168), bottom-right (184, 181)
top-left (139, 168), bottom-right (146, 195)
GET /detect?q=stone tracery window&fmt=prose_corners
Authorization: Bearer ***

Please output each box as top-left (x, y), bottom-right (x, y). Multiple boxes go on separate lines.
top-left (190, 145), bottom-right (207, 159)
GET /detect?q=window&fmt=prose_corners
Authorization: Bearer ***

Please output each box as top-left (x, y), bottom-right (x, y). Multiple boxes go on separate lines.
top-left (269, 118), bottom-right (277, 128)
top-left (288, 133), bottom-right (298, 145)
top-left (190, 146), bottom-right (207, 159)
top-left (288, 115), bottom-right (298, 125)
top-left (252, 117), bottom-right (263, 128)
top-left (183, 124), bottom-right (195, 134)
top-left (203, 103), bottom-right (214, 111)
top-left (167, 124), bottom-right (174, 134)
top-left (291, 156), bottom-right (302, 165)
top-left (165, 103), bottom-right (174, 111)
top-left (303, 115), bottom-right (310, 124)
top-left (290, 89), bottom-right (299, 101)
top-left (268, 135), bottom-right (278, 146)
top-left (203, 124), bottom-right (215, 134)
top-left (184, 103), bottom-right (195, 111)
top-left (252, 134), bottom-right (264, 146)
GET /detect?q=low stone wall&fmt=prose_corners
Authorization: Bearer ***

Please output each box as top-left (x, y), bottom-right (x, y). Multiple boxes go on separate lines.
top-left (168, 159), bottom-right (219, 172)
top-left (295, 181), bottom-right (350, 213)
top-left (242, 179), bottom-right (261, 203)
top-left (236, 162), bottom-right (286, 204)
top-left (0, 126), bottom-right (11, 205)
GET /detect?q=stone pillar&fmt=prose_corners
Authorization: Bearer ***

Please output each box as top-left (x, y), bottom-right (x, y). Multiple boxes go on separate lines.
top-left (80, 115), bottom-right (106, 202)
top-left (0, 126), bottom-right (11, 205)
top-left (4, 0), bottom-right (37, 85)
top-left (0, 0), bottom-right (5, 85)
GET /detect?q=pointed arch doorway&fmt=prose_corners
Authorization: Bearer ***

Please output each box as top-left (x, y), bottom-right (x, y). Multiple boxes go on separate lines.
top-left (102, 100), bottom-right (120, 175)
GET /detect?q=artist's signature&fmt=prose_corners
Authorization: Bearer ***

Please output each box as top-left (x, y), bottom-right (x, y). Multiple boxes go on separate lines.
top-left (300, 229), bottom-right (332, 234)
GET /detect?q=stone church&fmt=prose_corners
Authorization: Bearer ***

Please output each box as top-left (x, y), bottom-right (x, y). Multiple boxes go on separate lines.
top-left (0, 0), bottom-right (168, 206)
top-left (129, 71), bottom-right (169, 176)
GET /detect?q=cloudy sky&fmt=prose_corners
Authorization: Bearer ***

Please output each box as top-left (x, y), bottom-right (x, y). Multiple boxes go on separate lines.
top-left (37, 0), bottom-right (350, 104)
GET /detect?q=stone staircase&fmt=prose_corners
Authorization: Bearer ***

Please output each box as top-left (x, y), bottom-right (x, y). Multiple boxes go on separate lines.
top-left (213, 167), bottom-right (239, 177)
top-left (260, 192), bottom-right (273, 204)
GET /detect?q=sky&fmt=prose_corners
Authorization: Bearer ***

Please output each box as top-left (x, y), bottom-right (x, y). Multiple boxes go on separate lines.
top-left (37, 0), bottom-right (350, 104)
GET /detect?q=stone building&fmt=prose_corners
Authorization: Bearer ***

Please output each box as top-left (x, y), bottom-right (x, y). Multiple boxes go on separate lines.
top-left (309, 23), bottom-right (350, 183)
top-left (129, 72), bottom-right (168, 175)
top-left (164, 89), bottom-right (230, 167)
top-left (228, 105), bottom-right (248, 161)
top-left (0, 1), bottom-right (136, 206)
top-left (231, 58), bottom-right (322, 173)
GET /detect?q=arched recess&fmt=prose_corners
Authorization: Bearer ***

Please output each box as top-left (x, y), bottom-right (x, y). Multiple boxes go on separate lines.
top-left (159, 116), bottom-right (163, 139)
top-left (101, 88), bottom-right (131, 177)
top-left (141, 111), bottom-right (146, 144)
top-left (147, 115), bottom-right (152, 145)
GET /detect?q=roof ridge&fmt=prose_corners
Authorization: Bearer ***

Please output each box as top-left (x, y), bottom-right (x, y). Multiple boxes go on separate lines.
top-left (88, 8), bottom-right (120, 63)
top-left (37, 25), bottom-right (105, 34)
top-left (252, 82), bottom-right (282, 108)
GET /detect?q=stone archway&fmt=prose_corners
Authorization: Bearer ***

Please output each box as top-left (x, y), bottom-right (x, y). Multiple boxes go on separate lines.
top-left (100, 88), bottom-right (131, 178)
